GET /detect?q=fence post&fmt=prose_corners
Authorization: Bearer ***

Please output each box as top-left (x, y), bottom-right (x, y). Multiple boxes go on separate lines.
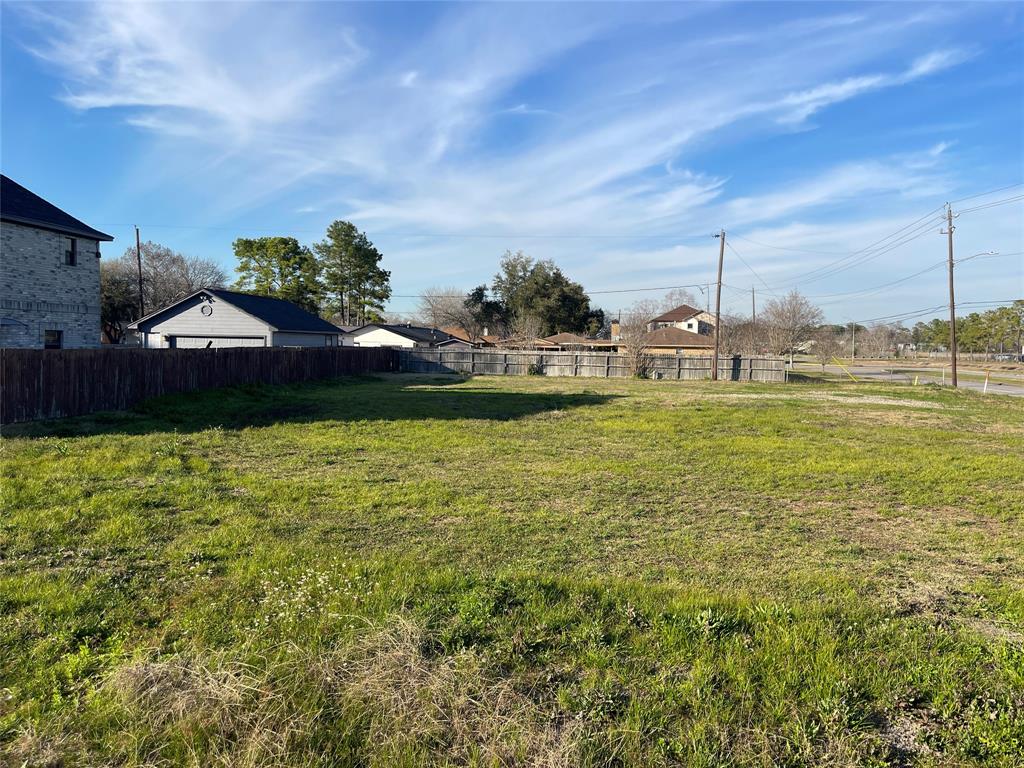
top-left (503, 352), bottom-right (508, 375)
top-left (574, 353), bottom-right (579, 377)
top-left (470, 351), bottom-right (476, 374)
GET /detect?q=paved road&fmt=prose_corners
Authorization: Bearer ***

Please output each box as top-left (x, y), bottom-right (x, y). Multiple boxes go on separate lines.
top-left (792, 363), bottom-right (1024, 397)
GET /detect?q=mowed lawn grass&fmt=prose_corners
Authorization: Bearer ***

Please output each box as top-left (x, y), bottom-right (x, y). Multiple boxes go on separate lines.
top-left (2, 374), bottom-right (1022, 767)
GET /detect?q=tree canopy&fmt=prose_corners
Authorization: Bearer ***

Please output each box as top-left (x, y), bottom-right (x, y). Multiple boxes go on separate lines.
top-left (466, 250), bottom-right (604, 337)
top-left (101, 242), bottom-right (227, 343)
top-left (912, 301), bottom-right (1024, 353)
top-left (313, 221), bottom-right (391, 325)
top-left (233, 237), bottom-right (321, 313)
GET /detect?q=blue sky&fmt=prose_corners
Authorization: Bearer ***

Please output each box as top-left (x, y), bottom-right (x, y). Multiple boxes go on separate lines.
top-left (2, 1), bottom-right (1022, 324)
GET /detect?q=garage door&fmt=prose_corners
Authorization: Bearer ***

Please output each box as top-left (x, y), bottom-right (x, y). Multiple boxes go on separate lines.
top-left (170, 336), bottom-right (266, 348)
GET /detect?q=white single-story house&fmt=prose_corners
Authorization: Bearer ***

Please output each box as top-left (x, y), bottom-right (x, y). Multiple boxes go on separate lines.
top-left (128, 288), bottom-right (343, 348)
top-left (345, 323), bottom-right (468, 348)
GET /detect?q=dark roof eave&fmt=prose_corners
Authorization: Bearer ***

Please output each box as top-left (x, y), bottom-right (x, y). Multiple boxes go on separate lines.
top-left (1, 213), bottom-right (114, 242)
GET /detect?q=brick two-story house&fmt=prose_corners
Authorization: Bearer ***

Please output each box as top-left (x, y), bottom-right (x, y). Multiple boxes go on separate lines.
top-left (0, 175), bottom-right (113, 349)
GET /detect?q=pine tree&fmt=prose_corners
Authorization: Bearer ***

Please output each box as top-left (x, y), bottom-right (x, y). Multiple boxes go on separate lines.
top-left (313, 221), bottom-right (391, 325)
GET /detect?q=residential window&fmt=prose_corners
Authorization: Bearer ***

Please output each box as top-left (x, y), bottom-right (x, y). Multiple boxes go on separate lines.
top-left (64, 238), bottom-right (77, 266)
top-left (44, 329), bottom-right (63, 349)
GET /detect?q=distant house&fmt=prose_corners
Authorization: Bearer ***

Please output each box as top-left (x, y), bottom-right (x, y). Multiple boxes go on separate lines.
top-left (0, 174), bottom-right (114, 349)
top-left (128, 288), bottom-right (343, 348)
top-left (544, 332), bottom-right (590, 346)
top-left (637, 326), bottom-right (714, 355)
top-left (646, 304), bottom-right (715, 336)
top-left (541, 327), bottom-right (713, 356)
top-left (346, 323), bottom-right (467, 348)
top-left (440, 326), bottom-right (497, 347)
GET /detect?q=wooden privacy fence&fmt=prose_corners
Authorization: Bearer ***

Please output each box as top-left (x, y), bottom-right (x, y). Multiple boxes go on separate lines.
top-left (0, 346), bottom-right (399, 424)
top-left (399, 349), bottom-right (785, 382)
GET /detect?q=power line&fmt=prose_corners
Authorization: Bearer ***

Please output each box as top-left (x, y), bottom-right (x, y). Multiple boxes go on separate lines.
top-left (101, 221), bottom-right (720, 240)
top-left (389, 281), bottom-right (714, 299)
top-left (726, 183), bottom-right (1024, 290)
top-left (949, 182), bottom-right (1024, 205)
top-left (849, 300), bottom-right (1017, 326)
top-left (810, 261), bottom-right (948, 303)
top-left (956, 194), bottom-right (1024, 215)
top-left (725, 241), bottom-right (775, 294)
top-left (787, 216), bottom-right (945, 287)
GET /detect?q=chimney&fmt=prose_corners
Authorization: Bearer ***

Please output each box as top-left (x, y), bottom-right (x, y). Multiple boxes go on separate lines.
top-left (610, 319), bottom-right (620, 340)
top-left (483, 326), bottom-right (489, 337)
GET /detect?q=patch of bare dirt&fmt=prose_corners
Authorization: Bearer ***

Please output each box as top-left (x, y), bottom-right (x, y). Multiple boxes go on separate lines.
top-left (881, 713), bottom-right (936, 764)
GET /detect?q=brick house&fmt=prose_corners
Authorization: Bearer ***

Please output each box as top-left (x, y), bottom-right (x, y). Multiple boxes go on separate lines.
top-left (1, 175), bottom-right (113, 349)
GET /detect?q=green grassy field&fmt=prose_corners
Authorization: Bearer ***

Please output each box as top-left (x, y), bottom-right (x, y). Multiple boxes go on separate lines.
top-left (2, 374), bottom-right (1023, 767)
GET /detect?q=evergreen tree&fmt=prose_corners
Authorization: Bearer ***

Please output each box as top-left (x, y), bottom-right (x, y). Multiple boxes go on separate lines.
top-left (313, 221), bottom-right (391, 325)
top-left (232, 237), bottom-right (321, 313)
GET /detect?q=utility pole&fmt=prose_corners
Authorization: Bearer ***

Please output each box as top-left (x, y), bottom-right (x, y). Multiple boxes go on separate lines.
top-left (135, 226), bottom-right (145, 318)
top-left (751, 286), bottom-right (756, 325)
top-left (942, 204), bottom-right (957, 388)
top-left (711, 229), bottom-right (725, 381)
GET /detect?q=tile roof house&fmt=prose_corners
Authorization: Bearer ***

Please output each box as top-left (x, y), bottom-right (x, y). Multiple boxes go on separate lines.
top-left (128, 288), bottom-right (343, 348)
top-left (1, 174), bottom-right (114, 349)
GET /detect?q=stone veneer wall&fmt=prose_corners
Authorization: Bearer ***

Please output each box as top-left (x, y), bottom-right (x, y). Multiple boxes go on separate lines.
top-left (0, 220), bottom-right (103, 348)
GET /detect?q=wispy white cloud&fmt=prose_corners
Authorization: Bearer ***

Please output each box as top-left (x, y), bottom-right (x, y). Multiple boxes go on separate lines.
top-left (501, 103), bottom-right (553, 116)
top-left (10, 0), bottom-right (1015, 320)
top-left (20, 2), bottom-right (363, 142)
top-left (773, 49), bottom-right (967, 125)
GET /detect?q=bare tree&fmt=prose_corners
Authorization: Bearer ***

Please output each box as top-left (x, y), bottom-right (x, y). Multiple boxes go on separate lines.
top-left (618, 300), bottom-right (659, 377)
top-left (505, 312), bottom-right (544, 349)
top-left (717, 313), bottom-right (760, 355)
top-left (134, 242), bottom-right (228, 311)
top-left (812, 325), bottom-right (845, 371)
top-left (102, 242), bottom-right (227, 343)
top-left (659, 288), bottom-right (700, 314)
top-left (415, 286), bottom-right (479, 333)
top-left (858, 323), bottom-right (897, 359)
top-left (761, 290), bottom-right (824, 364)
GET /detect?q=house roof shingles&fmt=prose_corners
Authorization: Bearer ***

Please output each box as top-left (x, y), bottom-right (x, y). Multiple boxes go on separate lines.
top-left (355, 324), bottom-right (458, 345)
top-left (649, 303), bottom-right (705, 324)
top-left (643, 327), bottom-right (713, 347)
top-left (440, 326), bottom-right (472, 342)
top-left (543, 332), bottom-right (590, 344)
top-left (0, 175), bottom-right (113, 241)
top-left (130, 288), bottom-right (342, 334)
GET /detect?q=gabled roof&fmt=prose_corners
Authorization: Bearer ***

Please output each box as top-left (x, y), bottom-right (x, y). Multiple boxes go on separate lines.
top-left (440, 326), bottom-right (472, 342)
top-left (129, 288), bottom-right (342, 334)
top-left (0, 175), bottom-right (113, 241)
top-left (649, 304), bottom-right (705, 323)
top-left (351, 323), bottom-right (458, 345)
top-left (494, 335), bottom-right (560, 348)
top-left (544, 332), bottom-right (590, 344)
top-left (643, 326), bottom-right (714, 347)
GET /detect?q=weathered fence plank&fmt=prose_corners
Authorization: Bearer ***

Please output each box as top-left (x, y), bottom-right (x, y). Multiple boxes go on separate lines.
top-left (398, 349), bottom-right (784, 383)
top-left (0, 346), bottom-right (399, 424)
